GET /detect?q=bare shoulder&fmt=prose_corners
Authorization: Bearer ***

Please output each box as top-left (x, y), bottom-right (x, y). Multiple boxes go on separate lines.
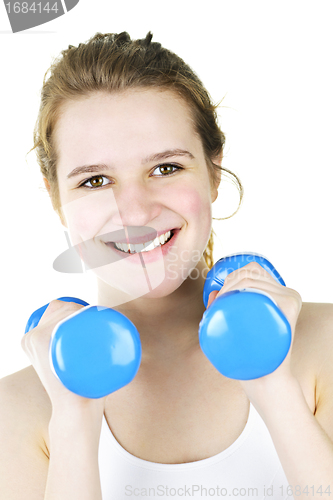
top-left (0, 366), bottom-right (51, 498)
top-left (292, 301), bottom-right (333, 373)
top-left (0, 365), bottom-right (51, 455)
top-left (291, 301), bottom-right (333, 431)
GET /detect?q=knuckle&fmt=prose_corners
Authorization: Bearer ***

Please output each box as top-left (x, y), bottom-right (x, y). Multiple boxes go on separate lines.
top-left (45, 299), bottom-right (81, 316)
top-left (239, 277), bottom-right (255, 288)
top-left (20, 334), bottom-right (27, 351)
top-left (289, 289), bottom-right (302, 310)
top-left (21, 331), bottom-right (36, 358)
top-left (245, 261), bottom-right (262, 270)
top-left (280, 289), bottom-right (302, 318)
top-left (22, 327), bottom-right (50, 357)
top-left (44, 300), bottom-right (62, 314)
top-left (243, 262), bottom-right (264, 277)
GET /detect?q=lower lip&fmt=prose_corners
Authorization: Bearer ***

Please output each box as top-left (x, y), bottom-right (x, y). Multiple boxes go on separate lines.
top-left (105, 229), bottom-right (181, 264)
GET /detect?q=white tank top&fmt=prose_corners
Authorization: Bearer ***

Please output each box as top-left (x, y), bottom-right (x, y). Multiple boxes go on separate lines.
top-left (98, 403), bottom-right (291, 499)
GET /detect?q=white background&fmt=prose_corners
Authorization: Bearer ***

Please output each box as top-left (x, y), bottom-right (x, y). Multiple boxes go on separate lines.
top-left (0, 1), bottom-right (332, 379)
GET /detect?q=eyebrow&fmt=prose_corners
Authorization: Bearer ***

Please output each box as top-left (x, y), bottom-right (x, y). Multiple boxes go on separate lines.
top-left (66, 149), bottom-right (194, 179)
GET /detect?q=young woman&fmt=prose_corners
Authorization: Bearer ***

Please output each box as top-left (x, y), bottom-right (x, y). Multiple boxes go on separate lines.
top-left (0, 32), bottom-right (332, 500)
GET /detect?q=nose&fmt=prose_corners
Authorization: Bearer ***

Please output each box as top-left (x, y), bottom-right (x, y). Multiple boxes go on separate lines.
top-left (110, 183), bottom-right (161, 227)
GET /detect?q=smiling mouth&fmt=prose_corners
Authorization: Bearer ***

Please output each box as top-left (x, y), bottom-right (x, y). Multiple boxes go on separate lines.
top-left (111, 229), bottom-right (175, 254)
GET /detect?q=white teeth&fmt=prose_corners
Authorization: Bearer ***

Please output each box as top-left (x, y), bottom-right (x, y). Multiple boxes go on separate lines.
top-left (133, 243), bottom-right (146, 253)
top-left (114, 230), bottom-right (172, 253)
top-left (116, 242), bottom-right (128, 252)
top-left (144, 239), bottom-right (157, 252)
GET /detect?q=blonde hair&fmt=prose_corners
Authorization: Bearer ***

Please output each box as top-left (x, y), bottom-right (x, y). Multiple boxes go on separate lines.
top-left (33, 32), bottom-right (243, 269)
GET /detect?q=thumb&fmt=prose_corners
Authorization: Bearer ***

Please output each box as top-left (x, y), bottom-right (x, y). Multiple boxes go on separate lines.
top-left (207, 290), bottom-right (219, 308)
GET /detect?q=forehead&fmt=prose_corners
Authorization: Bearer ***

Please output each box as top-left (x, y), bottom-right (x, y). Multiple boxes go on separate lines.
top-left (54, 89), bottom-right (204, 170)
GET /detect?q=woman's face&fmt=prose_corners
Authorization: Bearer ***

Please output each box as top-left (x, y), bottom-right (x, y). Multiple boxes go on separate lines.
top-left (54, 89), bottom-right (219, 301)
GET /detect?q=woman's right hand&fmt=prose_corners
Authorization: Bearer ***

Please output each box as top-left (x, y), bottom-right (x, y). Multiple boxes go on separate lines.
top-left (21, 300), bottom-right (106, 416)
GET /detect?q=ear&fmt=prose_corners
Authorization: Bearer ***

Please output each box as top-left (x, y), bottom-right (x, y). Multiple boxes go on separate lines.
top-left (210, 151), bottom-right (223, 203)
top-left (43, 177), bottom-right (51, 195)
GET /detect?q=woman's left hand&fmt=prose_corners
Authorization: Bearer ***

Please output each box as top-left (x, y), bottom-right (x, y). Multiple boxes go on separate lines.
top-left (207, 261), bottom-right (303, 404)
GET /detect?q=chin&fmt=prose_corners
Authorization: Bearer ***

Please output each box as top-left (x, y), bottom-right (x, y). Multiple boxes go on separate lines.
top-left (144, 262), bottom-right (204, 299)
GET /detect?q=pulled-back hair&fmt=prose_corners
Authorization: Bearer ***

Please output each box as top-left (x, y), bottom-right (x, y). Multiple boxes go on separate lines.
top-left (33, 31), bottom-right (243, 269)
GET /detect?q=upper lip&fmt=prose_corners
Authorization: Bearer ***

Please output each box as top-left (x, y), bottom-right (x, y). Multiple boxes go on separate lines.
top-left (107, 228), bottom-right (178, 245)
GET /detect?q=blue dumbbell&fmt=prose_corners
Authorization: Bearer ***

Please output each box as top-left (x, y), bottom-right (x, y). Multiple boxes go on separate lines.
top-left (199, 253), bottom-right (291, 380)
top-left (25, 297), bottom-right (142, 398)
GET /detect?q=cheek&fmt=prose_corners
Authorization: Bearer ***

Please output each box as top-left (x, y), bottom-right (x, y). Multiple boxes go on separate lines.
top-left (61, 190), bottom-right (120, 244)
top-left (172, 185), bottom-right (212, 220)
top-left (69, 208), bottom-right (96, 243)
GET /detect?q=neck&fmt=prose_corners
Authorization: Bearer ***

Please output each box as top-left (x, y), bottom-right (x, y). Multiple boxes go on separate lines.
top-left (96, 259), bottom-right (209, 365)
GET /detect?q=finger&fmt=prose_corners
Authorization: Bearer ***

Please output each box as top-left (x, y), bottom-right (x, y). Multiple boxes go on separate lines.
top-left (39, 299), bottom-right (84, 326)
top-left (217, 277), bottom-right (282, 298)
top-left (22, 300), bottom-right (84, 352)
top-left (226, 261), bottom-right (274, 281)
top-left (223, 262), bottom-right (279, 291)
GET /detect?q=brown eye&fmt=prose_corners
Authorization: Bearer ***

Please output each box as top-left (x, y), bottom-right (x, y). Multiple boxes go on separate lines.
top-left (160, 165), bottom-right (174, 175)
top-left (80, 175), bottom-right (111, 189)
top-left (90, 176), bottom-right (104, 187)
top-left (153, 164), bottom-right (182, 176)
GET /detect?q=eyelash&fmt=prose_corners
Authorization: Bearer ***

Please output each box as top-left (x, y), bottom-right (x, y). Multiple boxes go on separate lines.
top-left (78, 164), bottom-right (183, 189)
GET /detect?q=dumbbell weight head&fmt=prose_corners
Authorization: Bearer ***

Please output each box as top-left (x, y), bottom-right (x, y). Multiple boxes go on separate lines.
top-left (25, 297), bottom-right (142, 398)
top-left (199, 253), bottom-right (292, 380)
top-left (50, 305), bottom-right (141, 398)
